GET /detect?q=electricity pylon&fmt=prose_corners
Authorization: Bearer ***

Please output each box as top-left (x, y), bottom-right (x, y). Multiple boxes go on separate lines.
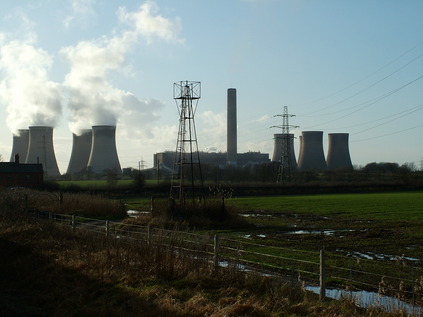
top-left (170, 81), bottom-right (204, 206)
top-left (271, 106), bottom-right (298, 182)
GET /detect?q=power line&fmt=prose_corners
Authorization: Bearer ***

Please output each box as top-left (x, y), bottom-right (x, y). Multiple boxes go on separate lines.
top-left (305, 74), bottom-right (423, 129)
top-left (352, 123), bottom-right (423, 142)
top-left (296, 40), bottom-right (423, 110)
top-left (351, 103), bottom-right (423, 135)
top-left (299, 48), bottom-right (423, 117)
top-left (328, 103), bottom-right (423, 131)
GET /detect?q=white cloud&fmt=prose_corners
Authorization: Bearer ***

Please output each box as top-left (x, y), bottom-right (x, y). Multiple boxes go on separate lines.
top-left (117, 1), bottom-right (184, 44)
top-left (252, 114), bottom-right (270, 123)
top-left (64, 0), bottom-right (97, 29)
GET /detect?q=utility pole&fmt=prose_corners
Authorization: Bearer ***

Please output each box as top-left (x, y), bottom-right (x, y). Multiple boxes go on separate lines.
top-left (271, 106), bottom-right (298, 182)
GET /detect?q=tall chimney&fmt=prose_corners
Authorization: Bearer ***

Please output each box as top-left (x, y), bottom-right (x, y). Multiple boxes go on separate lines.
top-left (66, 129), bottom-right (92, 174)
top-left (227, 88), bottom-right (237, 164)
top-left (26, 126), bottom-right (61, 177)
top-left (326, 133), bottom-right (353, 170)
top-left (86, 125), bottom-right (122, 174)
top-left (10, 129), bottom-right (29, 162)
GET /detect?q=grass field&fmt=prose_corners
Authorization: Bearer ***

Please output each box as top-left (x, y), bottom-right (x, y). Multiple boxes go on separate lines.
top-left (226, 191), bottom-right (423, 222)
top-left (124, 191), bottom-right (423, 280)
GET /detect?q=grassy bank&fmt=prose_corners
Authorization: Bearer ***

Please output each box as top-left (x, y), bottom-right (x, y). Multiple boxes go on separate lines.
top-left (0, 207), bottom-right (403, 316)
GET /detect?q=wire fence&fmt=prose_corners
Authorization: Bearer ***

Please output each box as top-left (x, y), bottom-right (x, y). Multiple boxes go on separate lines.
top-left (34, 210), bottom-right (423, 312)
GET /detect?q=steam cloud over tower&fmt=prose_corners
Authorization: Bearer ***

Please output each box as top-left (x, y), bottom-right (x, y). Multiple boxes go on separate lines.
top-left (9, 129), bottom-right (29, 162)
top-left (326, 133), bottom-right (353, 170)
top-left (25, 126), bottom-right (61, 177)
top-left (66, 129), bottom-right (93, 174)
top-left (87, 125), bottom-right (122, 174)
top-left (272, 133), bottom-right (298, 171)
top-left (227, 88), bottom-right (237, 164)
top-left (298, 131), bottom-right (327, 171)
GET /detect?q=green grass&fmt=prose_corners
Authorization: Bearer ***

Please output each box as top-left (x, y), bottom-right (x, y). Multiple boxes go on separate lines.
top-left (58, 179), bottom-right (134, 188)
top-left (226, 192), bottom-right (423, 222)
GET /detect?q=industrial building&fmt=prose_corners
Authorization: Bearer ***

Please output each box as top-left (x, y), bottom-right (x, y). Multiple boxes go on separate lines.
top-left (0, 156), bottom-right (43, 188)
top-left (3, 85), bottom-right (353, 178)
top-left (154, 151), bottom-right (270, 170)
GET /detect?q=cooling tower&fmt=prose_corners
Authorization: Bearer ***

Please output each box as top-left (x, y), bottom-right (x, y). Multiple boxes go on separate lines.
top-left (272, 134), bottom-right (298, 170)
top-left (86, 125), bottom-right (122, 174)
top-left (298, 131), bottom-right (327, 171)
top-left (9, 129), bottom-right (29, 162)
top-left (326, 133), bottom-right (353, 170)
top-left (26, 126), bottom-right (61, 177)
top-left (66, 129), bottom-right (92, 174)
top-left (227, 88), bottom-right (237, 164)
top-left (297, 135), bottom-right (303, 166)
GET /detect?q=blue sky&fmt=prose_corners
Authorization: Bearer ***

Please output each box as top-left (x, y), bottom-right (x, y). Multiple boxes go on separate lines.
top-left (0, 0), bottom-right (422, 173)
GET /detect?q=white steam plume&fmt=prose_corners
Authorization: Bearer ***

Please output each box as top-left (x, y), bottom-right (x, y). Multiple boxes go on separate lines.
top-left (0, 35), bottom-right (63, 134)
top-left (62, 1), bottom-right (183, 134)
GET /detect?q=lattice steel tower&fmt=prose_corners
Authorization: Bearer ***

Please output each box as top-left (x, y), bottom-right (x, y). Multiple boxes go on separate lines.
top-left (170, 81), bottom-right (204, 206)
top-left (272, 106), bottom-right (298, 182)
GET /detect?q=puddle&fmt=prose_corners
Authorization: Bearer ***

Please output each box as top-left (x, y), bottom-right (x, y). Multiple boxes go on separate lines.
top-left (219, 258), bottom-right (422, 314)
top-left (127, 210), bottom-right (151, 217)
top-left (242, 234), bottom-right (267, 239)
top-left (285, 229), bottom-right (357, 236)
top-left (305, 286), bottom-right (421, 314)
top-left (240, 213), bottom-right (273, 217)
top-left (288, 229), bottom-right (336, 236)
top-left (340, 250), bottom-right (420, 263)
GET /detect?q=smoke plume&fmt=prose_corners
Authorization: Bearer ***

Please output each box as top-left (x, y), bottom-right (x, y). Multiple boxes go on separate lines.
top-left (0, 35), bottom-right (63, 134)
top-left (62, 2), bottom-right (183, 135)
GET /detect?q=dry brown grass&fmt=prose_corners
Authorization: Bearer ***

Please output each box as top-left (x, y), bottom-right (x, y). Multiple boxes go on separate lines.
top-left (0, 190), bottom-right (412, 316)
top-left (2, 188), bottom-right (126, 218)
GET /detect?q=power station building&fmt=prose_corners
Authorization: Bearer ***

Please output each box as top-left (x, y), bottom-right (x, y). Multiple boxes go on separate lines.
top-left (154, 151), bottom-right (269, 170)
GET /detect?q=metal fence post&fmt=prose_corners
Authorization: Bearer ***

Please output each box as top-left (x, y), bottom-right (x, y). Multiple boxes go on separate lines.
top-left (72, 215), bottom-right (76, 233)
top-left (150, 197), bottom-right (155, 213)
top-left (147, 225), bottom-right (152, 245)
top-left (412, 266), bottom-right (415, 306)
top-left (320, 248), bottom-right (326, 301)
top-left (214, 234), bottom-right (220, 271)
